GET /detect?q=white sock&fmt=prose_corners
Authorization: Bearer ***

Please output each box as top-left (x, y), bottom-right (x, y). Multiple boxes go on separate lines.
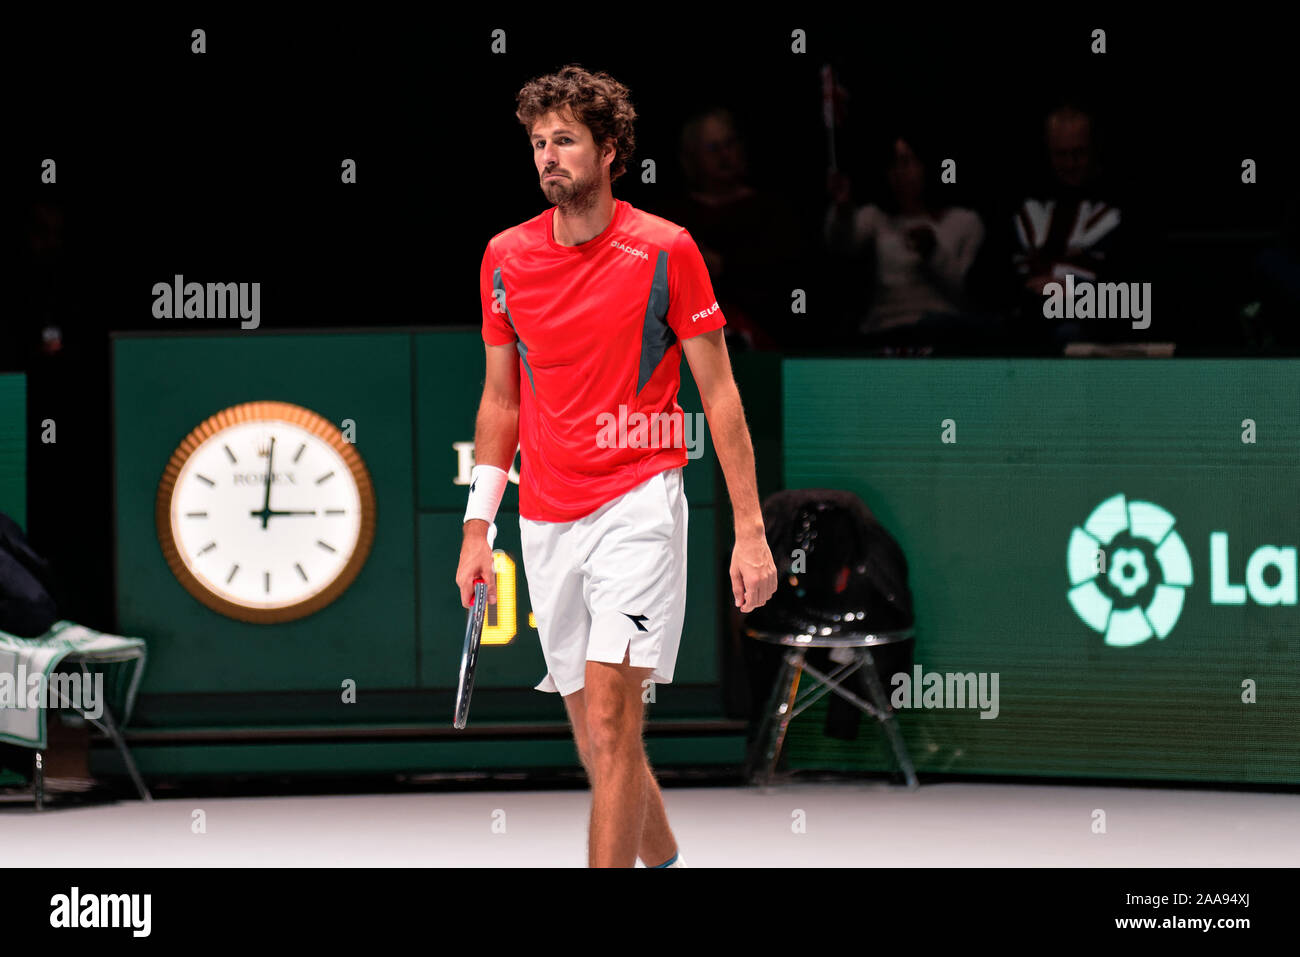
top-left (649, 850), bottom-right (686, 868)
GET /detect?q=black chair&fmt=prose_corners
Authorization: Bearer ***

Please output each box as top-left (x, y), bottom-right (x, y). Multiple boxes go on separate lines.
top-left (742, 489), bottom-right (918, 789)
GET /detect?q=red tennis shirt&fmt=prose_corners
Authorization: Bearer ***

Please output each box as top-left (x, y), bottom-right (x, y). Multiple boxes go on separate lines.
top-left (479, 199), bottom-right (726, 522)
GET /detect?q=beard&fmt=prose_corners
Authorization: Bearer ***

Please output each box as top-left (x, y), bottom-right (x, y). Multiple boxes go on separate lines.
top-left (541, 168), bottom-right (601, 214)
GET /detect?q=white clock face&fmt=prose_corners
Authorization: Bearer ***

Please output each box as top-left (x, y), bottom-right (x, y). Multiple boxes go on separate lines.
top-left (169, 418), bottom-right (364, 610)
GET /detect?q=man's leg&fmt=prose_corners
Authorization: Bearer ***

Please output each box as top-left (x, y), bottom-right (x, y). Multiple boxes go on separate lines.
top-left (562, 671), bottom-right (678, 867)
top-left (636, 758), bottom-right (678, 867)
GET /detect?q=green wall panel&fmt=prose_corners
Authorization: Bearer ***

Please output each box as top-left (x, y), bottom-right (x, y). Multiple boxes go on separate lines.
top-left (781, 359), bottom-right (1300, 784)
top-left (113, 333), bottom-right (416, 692)
top-left (0, 375), bottom-right (25, 530)
top-left (92, 734), bottom-right (746, 778)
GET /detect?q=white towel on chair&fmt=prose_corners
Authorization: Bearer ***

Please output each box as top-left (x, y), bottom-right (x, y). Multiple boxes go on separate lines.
top-left (0, 621), bottom-right (147, 749)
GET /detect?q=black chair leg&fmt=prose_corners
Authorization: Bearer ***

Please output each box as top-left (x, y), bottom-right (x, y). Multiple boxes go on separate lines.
top-left (858, 648), bottom-right (919, 789)
top-left (747, 649), bottom-right (804, 787)
top-left (33, 750), bottom-right (44, 812)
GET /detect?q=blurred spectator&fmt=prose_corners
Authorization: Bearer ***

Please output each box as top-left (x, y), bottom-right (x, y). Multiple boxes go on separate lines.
top-left (1011, 102), bottom-right (1132, 342)
top-left (1238, 181), bottom-right (1300, 354)
top-left (653, 108), bottom-right (804, 351)
top-left (12, 199), bottom-right (114, 628)
top-left (825, 130), bottom-right (985, 344)
top-left (4, 203), bottom-right (69, 371)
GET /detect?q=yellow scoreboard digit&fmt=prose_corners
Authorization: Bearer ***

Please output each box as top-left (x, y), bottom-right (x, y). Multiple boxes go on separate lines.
top-left (482, 550), bottom-right (539, 645)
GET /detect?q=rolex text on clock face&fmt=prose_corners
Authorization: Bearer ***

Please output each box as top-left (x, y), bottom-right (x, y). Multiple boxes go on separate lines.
top-left (169, 417), bottom-right (364, 611)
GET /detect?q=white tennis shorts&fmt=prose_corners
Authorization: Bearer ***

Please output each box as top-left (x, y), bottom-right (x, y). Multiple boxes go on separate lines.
top-left (520, 467), bottom-right (688, 696)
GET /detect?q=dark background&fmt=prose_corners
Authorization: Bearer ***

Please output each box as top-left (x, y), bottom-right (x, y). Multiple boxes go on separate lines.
top-left (6, 11), bottom-right (1298, 631)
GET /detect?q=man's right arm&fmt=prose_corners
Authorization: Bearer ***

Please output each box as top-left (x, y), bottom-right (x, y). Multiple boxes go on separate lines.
top-left (463, 342), bottom-right (520, 537)
top-left (457, 342), bottom-right (520, 605)
top-left (471, 341), bottom-right (521, 471)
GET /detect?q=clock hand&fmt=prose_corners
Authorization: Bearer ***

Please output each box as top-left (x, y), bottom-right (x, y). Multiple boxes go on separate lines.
top-left (265, 509), bottom-right (317, 516)
top-left (260, 436), bottom-right (276, 530)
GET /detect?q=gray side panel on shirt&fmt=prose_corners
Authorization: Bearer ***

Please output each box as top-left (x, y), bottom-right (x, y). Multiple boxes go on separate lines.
top-left (493, 266), bottom-right (536, 396)
top-left (638, 249), bottom-right (674, 394)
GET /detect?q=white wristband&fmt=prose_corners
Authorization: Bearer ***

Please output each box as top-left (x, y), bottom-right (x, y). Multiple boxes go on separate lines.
top-left (464, 465), bottom-right (509, 539)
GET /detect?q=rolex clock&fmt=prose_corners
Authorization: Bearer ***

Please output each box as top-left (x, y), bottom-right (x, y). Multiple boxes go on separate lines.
top-left (155, 400), bottom-right (377, 623)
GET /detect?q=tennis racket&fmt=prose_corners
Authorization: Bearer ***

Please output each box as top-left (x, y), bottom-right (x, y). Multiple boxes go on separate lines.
top-left (454, 522), bottom-right (496, 729)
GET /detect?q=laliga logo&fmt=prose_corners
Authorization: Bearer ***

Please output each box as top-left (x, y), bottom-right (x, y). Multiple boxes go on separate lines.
top-left (1067, 495), bottom-right (1193, 646)
top-left (1067, 494), bottom-right (1297, 647)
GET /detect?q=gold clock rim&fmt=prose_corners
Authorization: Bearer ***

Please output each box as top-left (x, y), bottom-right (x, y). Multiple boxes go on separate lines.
top-left (155, 400), bottom-right (377, 625)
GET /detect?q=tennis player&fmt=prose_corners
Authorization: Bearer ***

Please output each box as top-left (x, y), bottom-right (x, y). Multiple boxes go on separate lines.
top-left (456, 64), bottom-right (777, 868)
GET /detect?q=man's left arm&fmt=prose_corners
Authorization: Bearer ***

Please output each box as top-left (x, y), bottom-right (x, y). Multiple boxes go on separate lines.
top-left (681, 329), bottom-right (777, 612)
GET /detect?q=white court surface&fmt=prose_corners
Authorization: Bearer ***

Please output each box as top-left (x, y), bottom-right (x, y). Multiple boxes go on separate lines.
top-left (1, 781), bottom-right (1296, 867)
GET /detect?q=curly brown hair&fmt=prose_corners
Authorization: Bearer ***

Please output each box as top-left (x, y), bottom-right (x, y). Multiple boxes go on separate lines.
top-left (516, 64), bottom-right (637, 183)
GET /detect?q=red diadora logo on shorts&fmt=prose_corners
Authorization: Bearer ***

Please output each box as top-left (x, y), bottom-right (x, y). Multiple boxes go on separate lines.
top-left (691, 301), bottom-right (720, 323)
